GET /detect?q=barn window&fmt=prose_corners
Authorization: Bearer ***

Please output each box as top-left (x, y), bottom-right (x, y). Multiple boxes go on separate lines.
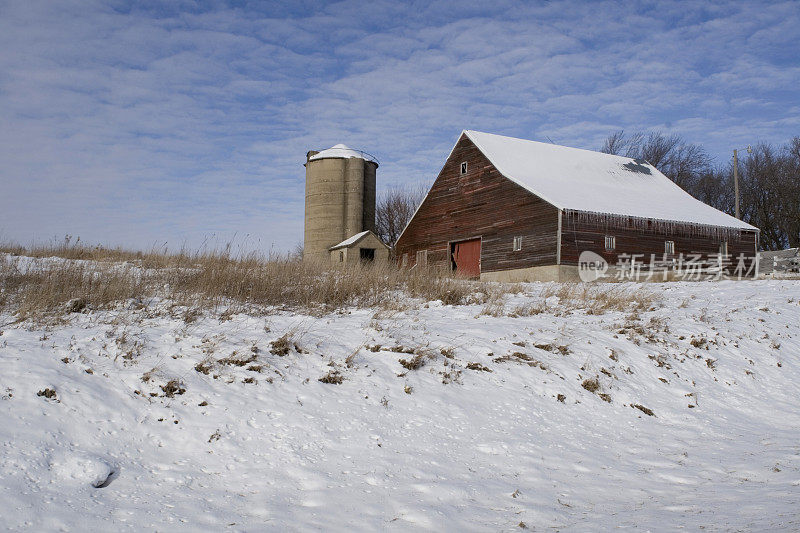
top-left (460, 162), bottom-right (468, 175)
top-left (604, 235), bottom-right (615, 251)
top-left (719, 241), bottom-right (728, 257)
top-left (512, 236), bottom-right (522, 251)
top-left (402, 253), bottom-right (408, 267)
top-left (416, 249), bottom-right (428, 266)
top-left (339, 251), bottom-right (344, 262)
top-left (665, 241), bottom-right (675, 255)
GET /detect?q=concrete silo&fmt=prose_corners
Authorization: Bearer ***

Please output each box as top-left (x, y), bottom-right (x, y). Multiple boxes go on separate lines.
top-left (303, 144), bottom-right (378, 261)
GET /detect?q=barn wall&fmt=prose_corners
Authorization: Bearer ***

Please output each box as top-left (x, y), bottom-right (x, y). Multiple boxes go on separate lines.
top-left (560, 213), bottom-right (759, 268)
top-left (395, 134), bottom-right (559, 274)
top-left (396, 132), bottom-right (758, 278)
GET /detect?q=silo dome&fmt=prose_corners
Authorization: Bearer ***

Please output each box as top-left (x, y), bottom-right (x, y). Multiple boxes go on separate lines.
top-left (309, 144), bottom-right (379, 164)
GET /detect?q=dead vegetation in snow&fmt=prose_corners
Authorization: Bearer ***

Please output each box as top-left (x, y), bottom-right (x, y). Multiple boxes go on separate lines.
top-left (0, 240), bottom-right (516, 320)
top-left (0, 239), bottom-right (667, 325)
top-left (511, 283), bottom-right (660, 317)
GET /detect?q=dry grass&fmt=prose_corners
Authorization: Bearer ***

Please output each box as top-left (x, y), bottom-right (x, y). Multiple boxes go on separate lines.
top-left (581, 378), bottom-right (601, 393)
top-left (398, 354), bottom-right (427, 371)
top-left (547, 283), bottom-right (660, 314)
top-left (318, 370), bottom-right (344, 384)
top-left (512, 283), bottom-right (660, 317)
top-left (0, 239), bottom-right (660, 322)
top-left (0, 240), bottom-right (498, 319)
top-left (0, 235), bottom-right (188, 269)
top-left (0, 254), bottom-right (145, 319)
top-left (494, 352), bottom-right (548, 370)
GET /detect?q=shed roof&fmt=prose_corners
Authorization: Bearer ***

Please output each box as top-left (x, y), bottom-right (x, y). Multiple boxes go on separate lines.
top-left (462, 130), bottom-right (756, 231)
top-left (329, 230), bottom-right (388, 250)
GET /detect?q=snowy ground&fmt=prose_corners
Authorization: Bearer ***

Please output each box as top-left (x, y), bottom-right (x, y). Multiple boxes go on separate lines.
top-left (1, 279), bottom-right (799, 531)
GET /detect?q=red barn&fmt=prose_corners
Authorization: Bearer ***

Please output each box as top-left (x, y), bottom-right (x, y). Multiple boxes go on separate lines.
top-left (396, 130), bottom-right (759, 281)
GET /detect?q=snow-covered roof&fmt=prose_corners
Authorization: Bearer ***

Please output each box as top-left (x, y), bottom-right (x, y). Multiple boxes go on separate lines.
top-left (329, 230), bottom-right (385, 250)
top-left (463, 130), bottom-right (756, 231)
top-left (309, 144), bottom-right (378, 165)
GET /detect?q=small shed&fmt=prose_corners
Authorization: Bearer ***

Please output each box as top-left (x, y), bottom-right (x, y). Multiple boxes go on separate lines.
top-left (329, 230), bottom-right (389, 265)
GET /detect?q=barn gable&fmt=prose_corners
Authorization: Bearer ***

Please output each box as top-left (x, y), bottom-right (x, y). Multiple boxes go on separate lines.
top-left (396, 133), bottom-right (559, 273)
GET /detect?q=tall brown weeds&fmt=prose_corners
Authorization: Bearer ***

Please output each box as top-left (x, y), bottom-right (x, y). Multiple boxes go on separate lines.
top-left (0, 241), bottom-right (487, 318)
top-left (0, 240), bottom-right (659, 320)
top-left (0, 255), bottom-right (144, 318)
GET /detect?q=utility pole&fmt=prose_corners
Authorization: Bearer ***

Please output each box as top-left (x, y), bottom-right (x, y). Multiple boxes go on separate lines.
top-left (732, 145), bottom-right (752, 220)
top-left (733, 149), bottom-right (740, 219)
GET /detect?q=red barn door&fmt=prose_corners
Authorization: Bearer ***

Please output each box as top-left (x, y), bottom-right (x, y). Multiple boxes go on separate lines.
top-left (451, 238), bottom-right (481, 278)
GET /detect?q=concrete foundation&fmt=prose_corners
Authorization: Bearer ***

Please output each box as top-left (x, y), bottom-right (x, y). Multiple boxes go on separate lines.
top-left (480, 264), bottom-right (582, 282)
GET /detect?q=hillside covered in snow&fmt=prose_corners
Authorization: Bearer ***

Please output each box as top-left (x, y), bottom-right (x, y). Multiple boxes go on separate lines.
top-left (1, 257), bottom-right (799, 530)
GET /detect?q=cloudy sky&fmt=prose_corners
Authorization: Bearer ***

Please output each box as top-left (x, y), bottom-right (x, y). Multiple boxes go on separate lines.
top-left (1, 0), bottom-right (798, 252)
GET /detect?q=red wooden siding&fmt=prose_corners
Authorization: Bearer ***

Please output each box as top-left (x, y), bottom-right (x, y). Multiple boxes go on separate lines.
top-left (560, 213), bottom-right (758, 268)
top-left (397, 133), bottom-right (759, 276)
top-left (395, 134), bottom-right (559, 271)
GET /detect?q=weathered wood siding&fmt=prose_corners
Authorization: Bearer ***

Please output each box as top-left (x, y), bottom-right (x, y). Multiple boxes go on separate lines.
top-left (560, 213), bottom-right (759, 268)
top-left (397, 133), bottom-right (759, 276)
top-left (395, 134), bottom-right (559, 273)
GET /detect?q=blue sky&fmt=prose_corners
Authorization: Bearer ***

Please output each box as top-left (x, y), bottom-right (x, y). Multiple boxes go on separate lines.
top-left (1, 0), bottom-right (798, 253)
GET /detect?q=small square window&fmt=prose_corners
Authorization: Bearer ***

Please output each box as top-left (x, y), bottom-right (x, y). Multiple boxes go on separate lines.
top-left (416, 249), bottom-right (428, 266)
top-left (719, 241), bottom-right (728, 257)
top-left (665, 240), bottom-right (675, 255)
top-left (460, 162), bottom-right (468, 175)
top-left (604, 235), bottom-right (615, 251)
top-left (512, 236), bottom-right (522, 251)
top-left (360, 248), bottom-right (375, 262)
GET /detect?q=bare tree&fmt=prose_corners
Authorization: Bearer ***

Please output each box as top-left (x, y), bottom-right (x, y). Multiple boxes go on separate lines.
top-left (693, 167), bottom-right (733, 213)
top-left (638, 133), bottom-right (681, 169)
top-left (739, 143), bottom-right (786, 250)
top-left (782, 137), bottom-right (800, 247)
top-left (600, 130), bottom-right (642, 158)
top-left (788, 136), bottom-right (800, 162)
top-left (661, 142), bottom-right (710, 191)
top-left (746, 139), bottom-right (800, 249)
top-left (375, 185), bottom-right (427, 249)
top-left (288, 242), bottom-right (304, 261)
top-left (600, 130), bottom-right (711, 191)
top-left (601, 130), bottom-right (627, 155)
top-left (601, 130), bottom-right (800, 250)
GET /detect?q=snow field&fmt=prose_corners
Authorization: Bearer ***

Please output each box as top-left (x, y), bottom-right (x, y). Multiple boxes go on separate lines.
top-left (1, 280), bottom-right (799, 531)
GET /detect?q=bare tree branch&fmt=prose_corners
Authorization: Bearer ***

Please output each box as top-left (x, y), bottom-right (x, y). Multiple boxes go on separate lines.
top-left (375, 185), bottom-right (427, 250)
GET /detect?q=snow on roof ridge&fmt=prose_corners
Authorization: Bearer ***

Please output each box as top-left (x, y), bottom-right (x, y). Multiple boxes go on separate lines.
top-left (463, 130), bottom-right (646, 162)
top-left (463, 130), bottom-right (757, 231)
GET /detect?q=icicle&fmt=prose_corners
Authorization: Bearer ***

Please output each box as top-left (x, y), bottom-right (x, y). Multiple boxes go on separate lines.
top-left (564, 209), bottom-right (744, 241)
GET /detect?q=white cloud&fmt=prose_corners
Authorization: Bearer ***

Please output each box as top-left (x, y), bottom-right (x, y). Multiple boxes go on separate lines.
top-left (0, 0), bottom-right (798, 251)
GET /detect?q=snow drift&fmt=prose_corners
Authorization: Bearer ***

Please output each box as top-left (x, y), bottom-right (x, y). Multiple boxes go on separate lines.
top-left (1, 272), bottom-right (799, 530)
